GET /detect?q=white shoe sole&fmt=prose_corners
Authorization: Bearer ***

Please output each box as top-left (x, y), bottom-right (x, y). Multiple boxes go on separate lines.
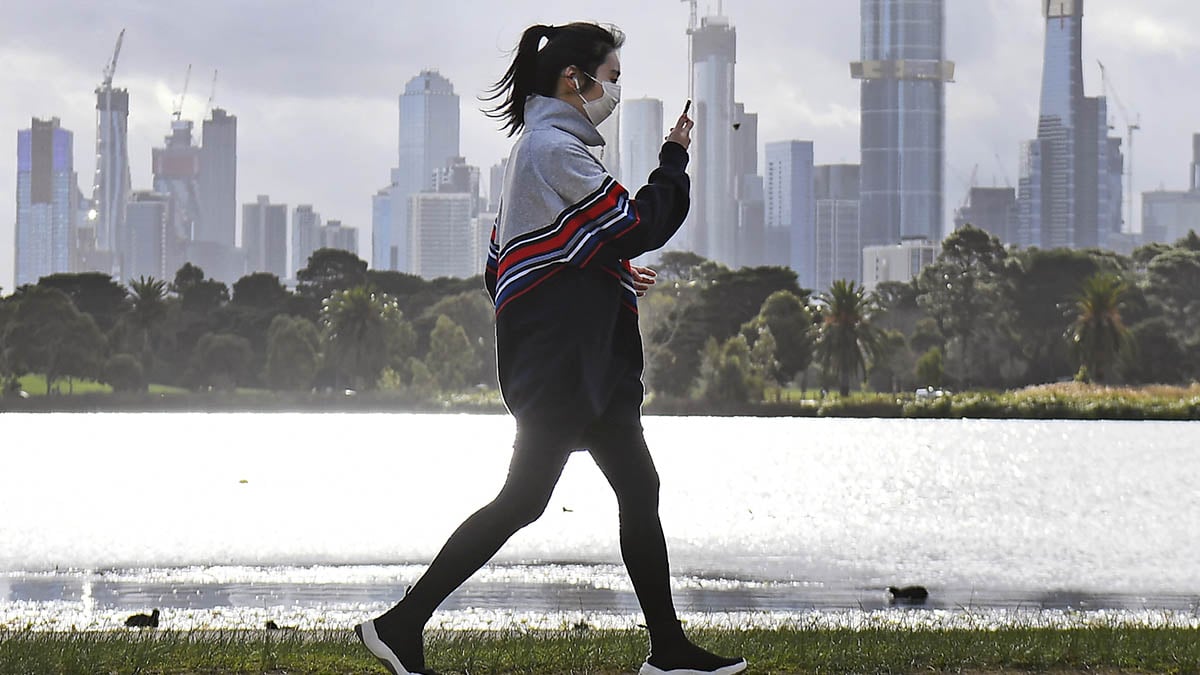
top-left (354, 618), bottom-right (411, 675)
top-left (639, 659), bottom-right (748, 675)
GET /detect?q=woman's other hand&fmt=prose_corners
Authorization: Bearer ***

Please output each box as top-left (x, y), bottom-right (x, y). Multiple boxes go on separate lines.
top-left (630, 265), bottom-right (657, 297)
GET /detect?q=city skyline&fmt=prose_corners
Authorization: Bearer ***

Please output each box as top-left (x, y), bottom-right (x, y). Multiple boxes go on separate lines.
top-left (3, 0), bottom-right (1199, 292)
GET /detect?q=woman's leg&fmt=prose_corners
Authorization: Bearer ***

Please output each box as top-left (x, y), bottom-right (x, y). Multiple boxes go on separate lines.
top-left (585, 424), bottom-right (678, 638)
top-left (370, 424), bottom-right (574, 670)
top-left (587, 424), bottom-right (745, 673)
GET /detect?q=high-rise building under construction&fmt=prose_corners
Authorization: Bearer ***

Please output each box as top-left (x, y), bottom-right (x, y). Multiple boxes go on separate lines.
top-left (688, 12), bottom-right (738, 266)
top-left (853, 0), bottom-right (954, 251)
top-left (1017, 0), bottom-right (1123, 249)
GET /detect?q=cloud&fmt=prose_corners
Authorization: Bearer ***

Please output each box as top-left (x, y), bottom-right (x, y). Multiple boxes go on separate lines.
top-left (4, 0), bottom-right (1200, 292)
top-left (1090, 6), bottom-right (1200, 57)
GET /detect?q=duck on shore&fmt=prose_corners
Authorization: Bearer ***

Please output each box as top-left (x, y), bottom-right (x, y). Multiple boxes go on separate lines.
top-left (124, 609), bottom-right (160, 628)
top-left (887, 586), bottom-right (929, 604)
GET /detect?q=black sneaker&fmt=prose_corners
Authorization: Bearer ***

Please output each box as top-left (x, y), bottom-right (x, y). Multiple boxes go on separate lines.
top-left (640, 646), bottom-right (747, 675)
top-left (354, 618), bottom-right (438, 675)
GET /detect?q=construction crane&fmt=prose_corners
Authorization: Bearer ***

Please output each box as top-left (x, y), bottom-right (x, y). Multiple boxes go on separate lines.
top-left (101, 29), bottom-right (125, 88)
top-left (173, 63), bottom-right (192, 121)
top-left (959, 163), bottom-right (979, 212)
top-left (1098, 60), bottom-right (1140, 233)
top-left (203, 70), bottom-right (219, 120)
top-left (993, 153), bottom-right (1012, 189)
top-left (681, 0), bottom-right (697, 32)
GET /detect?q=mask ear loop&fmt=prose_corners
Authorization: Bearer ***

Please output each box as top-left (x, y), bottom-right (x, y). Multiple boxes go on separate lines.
top-left (568, 70), bottom-right (607, 161)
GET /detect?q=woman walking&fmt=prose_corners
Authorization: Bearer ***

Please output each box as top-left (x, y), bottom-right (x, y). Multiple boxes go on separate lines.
top-left (356, 22), bottom-right (746, 675)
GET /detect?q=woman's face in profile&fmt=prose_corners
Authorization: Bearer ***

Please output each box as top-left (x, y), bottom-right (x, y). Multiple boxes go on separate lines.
top-left (582, 51), bottom-right (622, 100)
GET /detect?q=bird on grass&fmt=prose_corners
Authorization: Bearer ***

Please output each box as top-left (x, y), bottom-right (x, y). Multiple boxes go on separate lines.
top-left (887, 586), bottom-right (929, 604)
top-left (124, 609), bottom-right (160, 628)
top-left (266, 620), bottom-right (297, 631)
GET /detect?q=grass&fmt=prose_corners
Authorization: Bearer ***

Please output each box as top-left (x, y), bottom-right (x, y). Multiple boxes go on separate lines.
top-left (15, 374), bottom-right (191, 397)
top-left (644, 383), bottom-right (1200, 421)
top-left (6, 377), bottom-right (1200, 420)
top-left (17, 373), bottom-right (113, 396)
top-left (1, 626), bottom-right (1198, 674)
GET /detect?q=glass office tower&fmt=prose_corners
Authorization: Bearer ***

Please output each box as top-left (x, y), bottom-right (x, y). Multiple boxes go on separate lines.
top-left (853, 0), bottom-right (953, 249)
top-left (1018, 0), bottom-right (1123, 249)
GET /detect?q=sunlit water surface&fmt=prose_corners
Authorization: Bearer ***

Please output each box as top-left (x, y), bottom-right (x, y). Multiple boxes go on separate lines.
top-left (2, 414), bottom-right (1199, 630)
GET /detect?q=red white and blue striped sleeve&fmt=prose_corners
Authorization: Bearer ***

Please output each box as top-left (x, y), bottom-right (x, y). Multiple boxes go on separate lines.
top-left (491, 142), bottom-right (689, 314)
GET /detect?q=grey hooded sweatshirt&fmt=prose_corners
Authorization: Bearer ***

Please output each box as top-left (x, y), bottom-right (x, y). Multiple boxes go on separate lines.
top-left (484, 95), bottom-right (690, 431)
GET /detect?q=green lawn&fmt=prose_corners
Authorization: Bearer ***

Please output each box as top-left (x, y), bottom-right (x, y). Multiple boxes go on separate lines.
top-left (0, 626), bottom-right (1198, 674)
top-left (15, 374), bottom-right (189, 397)
top-left (17, 373), bottom-right (112, 396)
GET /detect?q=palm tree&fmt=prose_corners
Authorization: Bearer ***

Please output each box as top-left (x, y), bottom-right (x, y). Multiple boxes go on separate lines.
top-left (816, 280), bottom-right (879, 397)
top-left (322, 286), bottom-right (400, 390)
top-left (1067, 273), bottom-right (1131, 383)
top-left (127, 276), bottom-right (168, 357)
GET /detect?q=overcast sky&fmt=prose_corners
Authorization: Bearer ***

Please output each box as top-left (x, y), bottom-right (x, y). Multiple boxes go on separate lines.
top-left (3, 0), bottom-right (1198, 293)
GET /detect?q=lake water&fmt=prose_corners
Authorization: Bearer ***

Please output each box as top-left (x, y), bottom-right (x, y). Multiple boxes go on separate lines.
top-left (2, 413), bottom-right (1199, 631)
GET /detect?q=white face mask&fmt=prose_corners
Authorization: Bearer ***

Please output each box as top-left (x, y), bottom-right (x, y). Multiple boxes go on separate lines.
top-left (575, 71), bottom-right (621, 126)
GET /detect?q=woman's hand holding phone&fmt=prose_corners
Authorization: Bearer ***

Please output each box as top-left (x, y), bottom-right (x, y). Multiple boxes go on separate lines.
top-left (666, 99), bottom-right (694, 150)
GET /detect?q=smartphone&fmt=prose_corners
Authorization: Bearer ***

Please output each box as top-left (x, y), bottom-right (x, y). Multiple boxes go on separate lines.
top-left (684, 99), bottom-right (692, 115)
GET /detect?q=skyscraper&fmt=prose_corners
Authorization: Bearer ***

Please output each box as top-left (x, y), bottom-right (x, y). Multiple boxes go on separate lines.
top-left (1141, 133), bottom-right (1200, 245)
top-left (93, 85), bottom-right (131, 269)
top-left (472, 211), bottom-right (497, 275)
top-left (15, 118), bottom-right (77, 286)
top-left (814, 164), bottom-right (863, 290)
top-left (375, 71), bottom-right (461, 272)
top-left (619, 98), bottom-right (665, 262)
top-left (765, 141), bottom-right (814, 286)
top-left (320, 220), bottom-right (358, 257)
top-left (151, 119), bottom-right (202, 276)
top-left (488, 158), bottom-right (509, 212)
top-left (955, 187), bottom-right (1020, 245)
top-left (1191, 133), bottom-right (1199, 192)
top-left (853, 0), bottom-right (954, 246)
top-left (243, 195), bottom-right (287, 278)
top-left (434, 156), bottom-right (481, 217)
top-left (198, 108), bottom-right (237, 246)
top-left (409, 193), bottom-right (474, 279)
top-left (292, 204), bottom-right (321, 277)
top-left (862, 238), bottom-right (938, 291)
top-left (372, 180), bottom-right (399, 270)
top-left (1018, 0), bottom-right (1123, 249)
top-left (125, 191), bottom-right (171, 281)
top-left (1142, 190), bottom-right (1200, 245)
top-left (620, 98), bottom-right (663, 192)
top-left (732, 103), bottom-right (764, 269)
top-left (689, 12), bottom-right (738, 265)
top-left (399, 71), bottom-right (460, 187)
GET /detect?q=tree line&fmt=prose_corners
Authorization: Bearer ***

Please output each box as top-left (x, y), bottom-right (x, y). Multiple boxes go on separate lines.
top-left (642, 226), bottom-right (1200, 403)
top-left (0, 249), bottom-right (493, 397)
top-left (2, 227), bottom-right (1198, 402)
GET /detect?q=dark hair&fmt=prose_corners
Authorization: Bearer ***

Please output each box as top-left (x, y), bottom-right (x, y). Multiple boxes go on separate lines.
top-left (484, 22), bottom-right (625, 136)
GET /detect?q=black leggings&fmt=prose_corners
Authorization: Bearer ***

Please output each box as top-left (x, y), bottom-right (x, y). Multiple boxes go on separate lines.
top-left (394, 418), bottom-right (681, 638)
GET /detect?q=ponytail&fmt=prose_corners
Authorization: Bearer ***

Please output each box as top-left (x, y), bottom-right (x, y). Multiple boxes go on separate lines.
top-left (484, 22), bottom-right (624, 137)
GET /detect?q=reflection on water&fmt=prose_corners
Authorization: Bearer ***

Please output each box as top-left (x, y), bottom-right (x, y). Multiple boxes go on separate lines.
top-left (2, 414), bottom-right (1200, 630)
